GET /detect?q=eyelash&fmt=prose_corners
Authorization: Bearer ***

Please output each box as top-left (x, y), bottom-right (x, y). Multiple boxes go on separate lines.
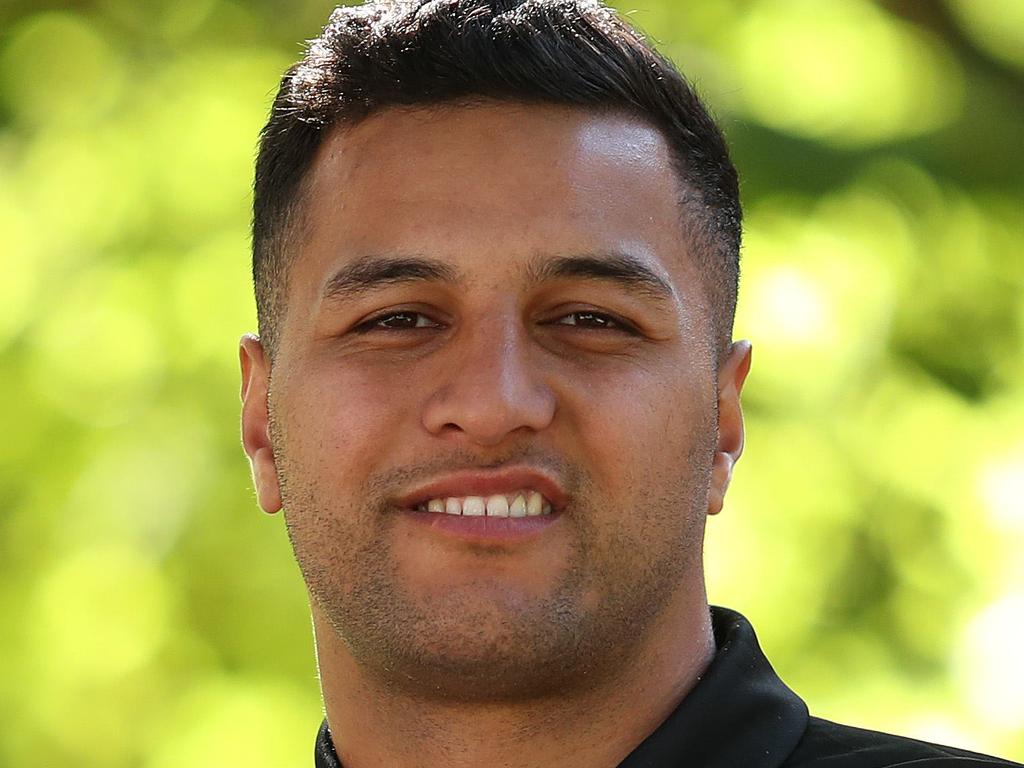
top-left (352, 310), bottom-right (635, 334)
top-left (555, 311), bottom-right (630, 331)
top-left (352, 311), bottom-right (438, 333)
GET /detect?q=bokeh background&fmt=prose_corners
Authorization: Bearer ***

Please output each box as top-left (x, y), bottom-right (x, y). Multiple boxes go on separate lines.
top-left (1, 0), bottom-right (1021, 764)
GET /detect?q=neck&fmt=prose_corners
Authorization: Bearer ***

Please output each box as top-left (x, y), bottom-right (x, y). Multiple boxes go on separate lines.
top-left (312, 592), bottom-right (715, 768)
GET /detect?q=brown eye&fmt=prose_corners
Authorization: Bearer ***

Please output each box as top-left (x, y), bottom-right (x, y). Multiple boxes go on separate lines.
top-left (557, 311), bottom-right (628, 331)
top-left (354, 311), bottom-right (439, 332)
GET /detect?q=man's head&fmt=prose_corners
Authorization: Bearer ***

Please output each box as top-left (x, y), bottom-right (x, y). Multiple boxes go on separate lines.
top-left (241, 0), bottom-right (751, 705)
top-left (252, 0), bottom-right (741, 363)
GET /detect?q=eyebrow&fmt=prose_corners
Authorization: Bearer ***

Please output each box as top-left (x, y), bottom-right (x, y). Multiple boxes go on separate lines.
top-left (320, 255), bottom-right (460, 302)
top-left (527, 252), bottom-right (675, 302)
top-left (319, 251), bottom-right (675, 304)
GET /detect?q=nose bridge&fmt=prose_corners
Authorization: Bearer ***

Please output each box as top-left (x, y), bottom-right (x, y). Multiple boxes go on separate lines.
top-left (470, 311), bottom-right (525, 390)
top-left (421, 304), bottom-right (555, 445)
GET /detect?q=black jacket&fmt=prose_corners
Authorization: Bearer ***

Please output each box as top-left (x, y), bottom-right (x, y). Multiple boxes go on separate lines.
top-left (314, 607), bottom-right (1022, 767)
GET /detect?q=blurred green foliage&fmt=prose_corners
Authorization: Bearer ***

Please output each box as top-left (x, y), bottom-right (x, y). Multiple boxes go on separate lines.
top-left (0, 0), bottom-right (1021, 765)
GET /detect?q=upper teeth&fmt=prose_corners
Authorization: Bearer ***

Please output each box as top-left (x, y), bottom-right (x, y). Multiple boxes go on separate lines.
top-left (418, 490), bottom-right (552, 517)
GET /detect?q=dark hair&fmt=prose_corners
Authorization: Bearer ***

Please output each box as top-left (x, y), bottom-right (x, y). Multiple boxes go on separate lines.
top-left (253, 0), bottom-right (740, 361)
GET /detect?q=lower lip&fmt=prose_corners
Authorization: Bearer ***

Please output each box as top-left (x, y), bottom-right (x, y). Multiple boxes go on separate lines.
top-left (400, 510), bottom-right (560, 543)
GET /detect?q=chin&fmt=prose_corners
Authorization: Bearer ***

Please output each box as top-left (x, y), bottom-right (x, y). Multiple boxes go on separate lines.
top-left (370, 628), bottom-right (596, 704)
top-left (332, 581), bottom-right (649, 703)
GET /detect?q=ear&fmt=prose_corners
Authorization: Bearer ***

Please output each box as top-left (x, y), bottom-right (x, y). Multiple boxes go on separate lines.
top-left (708, 340), bottom-right (752, 516)
top-left (240, 334), bottom-right (282, 514)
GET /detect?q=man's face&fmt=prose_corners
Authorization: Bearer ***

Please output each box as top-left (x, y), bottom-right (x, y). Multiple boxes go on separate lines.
top-left (241, 103), bottom-right (749, 700)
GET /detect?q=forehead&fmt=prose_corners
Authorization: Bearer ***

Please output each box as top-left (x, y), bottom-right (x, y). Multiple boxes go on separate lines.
top-left (310, 102), bottom-right (675, 189)
top-left (294, 102), bottom-right (702, 297)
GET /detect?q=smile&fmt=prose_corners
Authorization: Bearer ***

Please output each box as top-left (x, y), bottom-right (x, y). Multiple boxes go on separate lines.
top-left (415, 490), bottom-right (553, 517)
top-left (395, 467), bottom-right (568, 528)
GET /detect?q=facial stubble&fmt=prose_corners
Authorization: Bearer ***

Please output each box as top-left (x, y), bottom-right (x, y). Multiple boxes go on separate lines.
top-left (270, 411), bottom-right (715, 704)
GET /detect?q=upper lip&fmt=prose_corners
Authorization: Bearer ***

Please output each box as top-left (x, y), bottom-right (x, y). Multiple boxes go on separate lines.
top-left (394, 466), bottom-right (569, 512)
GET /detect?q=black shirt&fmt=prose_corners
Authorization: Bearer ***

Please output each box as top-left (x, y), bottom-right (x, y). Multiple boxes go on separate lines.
top-left (314, 606), bottom-right (1022, 767)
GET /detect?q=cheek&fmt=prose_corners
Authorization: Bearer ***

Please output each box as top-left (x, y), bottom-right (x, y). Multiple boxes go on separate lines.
top-left (559, 359), bottom-right (712, 463)
top-left (277, 363), bottom-right (419, 473)
top-left (559, 360), bottom-right (715, 546)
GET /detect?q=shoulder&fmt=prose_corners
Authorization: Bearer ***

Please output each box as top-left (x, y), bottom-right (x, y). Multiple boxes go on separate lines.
top-left (782, 716), bottom-right (1023, 767)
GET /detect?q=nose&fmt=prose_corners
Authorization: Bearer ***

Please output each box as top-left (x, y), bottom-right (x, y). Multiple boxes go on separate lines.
top-left (421, 318), bottom-right (557, 447)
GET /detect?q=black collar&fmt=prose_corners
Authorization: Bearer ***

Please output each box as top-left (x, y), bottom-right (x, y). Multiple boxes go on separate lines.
top-left (315, 606), bottom-right (809, 768)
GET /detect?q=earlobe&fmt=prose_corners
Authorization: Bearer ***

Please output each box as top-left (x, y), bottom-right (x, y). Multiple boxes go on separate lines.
top-left (708, 340), bottom-right (752, 516)
top-left (240, 334), bottom-right (283, 514)
top-left (707, 454), bottom-right (734, 516)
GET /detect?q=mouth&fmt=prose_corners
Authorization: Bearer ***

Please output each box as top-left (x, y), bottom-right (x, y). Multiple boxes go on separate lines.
top-left (394, 467), bottom-right (567, 542)
top-left (396, 467), bottom-right (566, 513)
top-left (414, 490), bottom-right (553, 518)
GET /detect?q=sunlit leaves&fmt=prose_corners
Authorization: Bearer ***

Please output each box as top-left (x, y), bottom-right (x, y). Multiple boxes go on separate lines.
top-left (947, 0), bottom-right (1024, 70)
top-left (0, 0), bottom-right (1022, 765)
top-left (728, 0), bottom-right (964, 145)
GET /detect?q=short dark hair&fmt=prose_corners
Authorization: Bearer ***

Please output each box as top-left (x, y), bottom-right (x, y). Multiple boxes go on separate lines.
top-left (253, 0), bottom-right (741, 361)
